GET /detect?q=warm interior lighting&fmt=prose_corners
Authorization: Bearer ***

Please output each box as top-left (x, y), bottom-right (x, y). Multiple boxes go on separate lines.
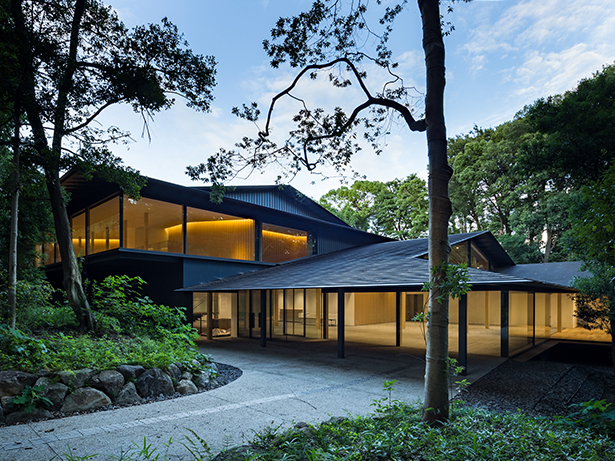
top-left (165, 219), bottom-right (254, 234)
top-left (72, 239), bottom-right (120, 245)
top-left (262, 230), bottom-right (308, 243)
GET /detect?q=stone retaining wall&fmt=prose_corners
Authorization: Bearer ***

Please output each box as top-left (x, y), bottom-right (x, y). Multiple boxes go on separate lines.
top-left (0, 361), bottom-right (218, 425)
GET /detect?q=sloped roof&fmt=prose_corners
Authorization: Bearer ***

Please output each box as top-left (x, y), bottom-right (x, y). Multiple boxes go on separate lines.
top-left (180, 232), bottom-right (573, 293)
top-left (495, 261), bottom-right (587, 288)
top-left (193, 184), bottom-right (349, 226)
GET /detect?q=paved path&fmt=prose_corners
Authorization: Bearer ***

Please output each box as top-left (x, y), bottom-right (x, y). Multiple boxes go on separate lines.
top-left (0, 339), bottom-right (504, 461)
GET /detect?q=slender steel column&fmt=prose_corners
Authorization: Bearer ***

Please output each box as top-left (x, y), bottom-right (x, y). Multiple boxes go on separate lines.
top-left (322, 292), bottom-right (328, 339)
top-left (337, 289), bottom-right (345, 358)
top-left (207, 292), bottom-right (213, 341)
top-left (459, 294), bottom-right (468, 375)
top-left (260, 290), bottom-right (267, 347)
top-left (396, 291), bottom-right (402, 347)
top-left (501, 291), bottom-right (509, 357)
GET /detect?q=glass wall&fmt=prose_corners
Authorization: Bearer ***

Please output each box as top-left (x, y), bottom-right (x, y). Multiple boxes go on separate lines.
top-left (467, 291), bottom-right (501, 356)
top-left (192, 292), bottom-right (234, 337)
top-left (509, 291), bottom-right (534, 354)
top-left (90, 198), bottom-right (120, 254)
top-left (401, 292), bottom-right (429, 349)
top-left (262, 223), bottom-right (310, 263)
top-left (237, 291), bottom-right (249, 337)
top-left (71, 213), bottom-right (86, 257)
top-left (123, 197), bottom-right (183, 253)
top-left (186, 208), bottom-right (254, 260)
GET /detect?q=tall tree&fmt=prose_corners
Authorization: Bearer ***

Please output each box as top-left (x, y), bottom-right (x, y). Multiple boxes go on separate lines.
top-left (566, 165), bottom-right (615, 378)
top-left (320, 175), bottom-right (428, 239)
top-left (189, 0), bottom-right (470, 422)
top-left (6, 0), bottom-right (216, 330)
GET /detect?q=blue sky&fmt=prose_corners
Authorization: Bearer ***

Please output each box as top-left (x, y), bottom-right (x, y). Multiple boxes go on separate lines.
top-left (98, 0), bottom-right (615, 199)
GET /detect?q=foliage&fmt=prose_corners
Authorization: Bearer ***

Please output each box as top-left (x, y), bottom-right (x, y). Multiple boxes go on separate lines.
top-left (422, 262), bottom-right (471, 304)
top-left (10, 385), bottom-right (53, 413)
top-left (370, 379), bottom-right (400, 414)
top-left (495, 234), bottom-right (542, 265)
top-left (89, 275), bottom-right (197, 341)
top-left (566, 165), bottom-right (615, 337)
top-left (0, 323), bottom-right (48, 362)
top-left (559, 399), bottom-right (615, 437)
top-left (448, 65), bottom-right (615, 263)
top-left (2, 0), bottom-right (217, 330)
top-left (0, 330), bottom-right (209, 373)
top-left (0, 276), bottom-right (211, 374)
top-left (55, 403), bottom-right (615, 460)
top-left (244, 403), bottom-right (615, 461)
top-left (0, 152), bottom-right (54, 287)
top-left (520, 64), bottom-right (615, 189)
top-left (319, 175), bottom-right (428, 238)
top-left (0, 278), bottom-right (74, 330)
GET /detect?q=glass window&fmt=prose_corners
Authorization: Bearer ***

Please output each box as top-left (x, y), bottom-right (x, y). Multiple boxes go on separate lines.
top-left (90, 198), bottom-right (120, 254)
top-left (123, 197), bottom-right (183, 253)
top-left (470, 243), bottom-right (490, 270)
top-left (509, 292), bottom-right (534, 354)
top-left (71, 213), bottom-right (86, 257)
top-left (186, 207), bottom-right (255, 260)
top-left (43, 241), bottom-right (56, 265)
top-left (449, 242), bottom-right (468, 265)
top-left (262, 223), bottom-right (310, 263)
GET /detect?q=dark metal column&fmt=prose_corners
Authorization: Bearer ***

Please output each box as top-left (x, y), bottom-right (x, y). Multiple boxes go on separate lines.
top-left (501, 291), bottom-right (509, 357)
top-left (182, 205), bottom-right (187, 254)
top-left (322, 292), bottom-right (328, 340)
top-left (207, 292), bottom-right (213, 341)
top-left (337, 289), bottom-right (345, 358)
top-left (260, 290), bottom-right (267, 347)
top-left (118, 194), bottom-right (124, 248)
top-left (396, 291), bottom-right (402, 347)
top-left (459, 294), bottom-right (468, 375)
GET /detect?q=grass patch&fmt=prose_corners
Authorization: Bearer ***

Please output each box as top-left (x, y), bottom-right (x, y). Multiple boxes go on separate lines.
top-left (54, 402), bottom-right (615, 460)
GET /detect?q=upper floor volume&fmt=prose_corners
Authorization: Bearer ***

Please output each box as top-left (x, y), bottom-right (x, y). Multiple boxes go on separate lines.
top-left (41, 172), bottom-right (390, 267)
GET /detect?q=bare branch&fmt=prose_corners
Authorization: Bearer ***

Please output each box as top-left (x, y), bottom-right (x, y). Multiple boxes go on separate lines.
top-left (259, 56), bottom-right (426, 171)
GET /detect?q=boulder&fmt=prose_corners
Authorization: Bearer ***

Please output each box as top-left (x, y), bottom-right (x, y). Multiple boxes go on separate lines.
top-left (116, 364), bottom-right (145, 381)
top-left (193, 370), bottom-right (215, 389)
top-left (61, 387), bottom-right (111, 413)
top-left (91, 370), bottom-right (125, 398)
top-left (115, 382), bottom-right (144, 406)
top-left (165, 363), bottom-right (182, 382)
top-left (176, 379), bottom-right (198, 395)
top-left (5, 408), bottom-right (52, 425)
top-left (181, 371), bottom-right (192, 381)
top-left (135, 368), bottom-right (175, 398)
top-left (0, 370), bottom-right (38, 397)
top-left (0, 404), bottom-right (4, 423)
top-left (1, 395), bottom-right (17, 413)
top-left (58, 368), bottom-right (97, 389)
top-left (35, 377), bottom-right (68, 411)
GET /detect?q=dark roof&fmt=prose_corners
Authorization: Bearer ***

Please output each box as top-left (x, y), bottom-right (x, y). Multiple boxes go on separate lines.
top-left (180, 232), bottom-right (571, 293)
top-left (192, 184), bottom-right (349, 226)
top-left (495, 261), bottom-right (587, 288)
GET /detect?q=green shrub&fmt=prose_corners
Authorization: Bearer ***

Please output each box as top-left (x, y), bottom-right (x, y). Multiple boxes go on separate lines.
top-left (10, 385), bottom-right (53, 413)
top-left (0, 324), bottom-right (49, 371)
top-left (247, 403), bottom-right (615, 461)
top-left (89, 275), bottom-right (197, 341)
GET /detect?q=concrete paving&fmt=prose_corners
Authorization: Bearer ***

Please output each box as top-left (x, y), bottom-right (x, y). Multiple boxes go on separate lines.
top-left (0, 338), bottom-right (505, 461)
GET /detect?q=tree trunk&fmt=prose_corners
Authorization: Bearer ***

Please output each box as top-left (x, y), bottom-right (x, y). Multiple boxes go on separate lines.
top-left (10, 0), bottom-right (94, 331)
top-left (45, 168), bottom-right (95, 331)
top-left (543, 227), bottom-right (552, 263)
top-left (419, 0), bottom-right (453, 424)
top-left (8, 107), bottom-right (20, 330)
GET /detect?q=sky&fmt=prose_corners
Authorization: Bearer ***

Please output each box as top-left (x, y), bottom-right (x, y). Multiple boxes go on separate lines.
top-left (97, 0), bottom-right (615, 200)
